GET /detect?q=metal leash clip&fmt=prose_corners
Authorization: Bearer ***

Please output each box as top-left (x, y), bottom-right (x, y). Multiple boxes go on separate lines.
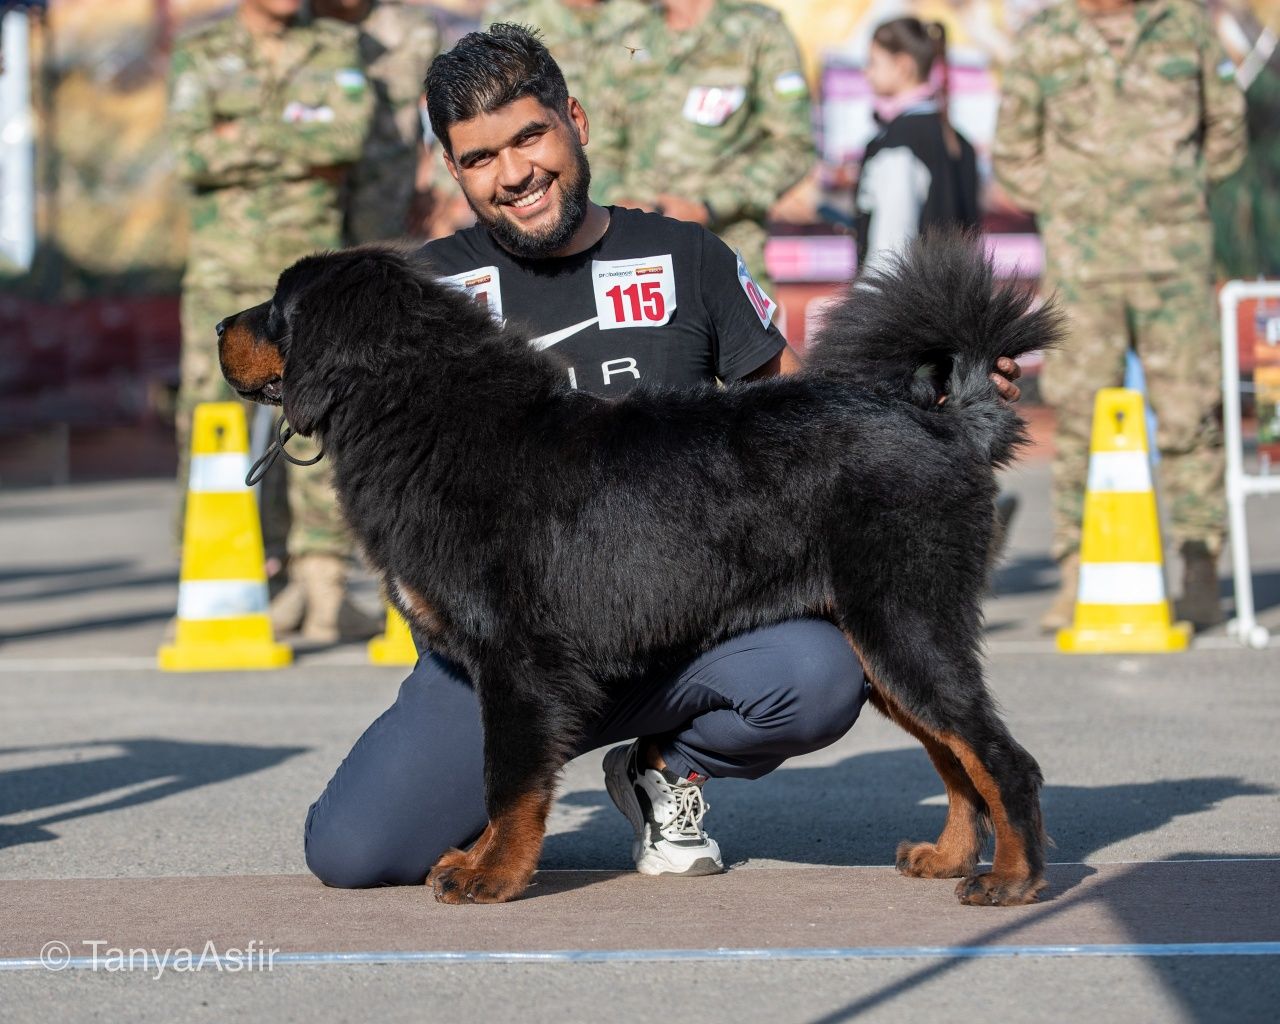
top-left (245, 413), bottom-right (324, 486)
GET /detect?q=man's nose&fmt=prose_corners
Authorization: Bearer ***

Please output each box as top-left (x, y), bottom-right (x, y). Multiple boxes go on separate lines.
top-left (496, 149), bottom-right (535, 190)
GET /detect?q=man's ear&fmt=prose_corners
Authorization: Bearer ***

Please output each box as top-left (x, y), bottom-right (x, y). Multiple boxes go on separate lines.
top-left (567, 97), bottom-right (589, 146)
top-left (443, 150), bottom-right (460, 183)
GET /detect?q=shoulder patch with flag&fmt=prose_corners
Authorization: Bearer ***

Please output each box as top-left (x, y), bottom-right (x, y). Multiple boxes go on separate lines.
top-left (736, 253), bottom-right (776, 328)
top-left (335, 68), bottom-right (367, 97)
top-left (773, 70), bottom-right (807, 98)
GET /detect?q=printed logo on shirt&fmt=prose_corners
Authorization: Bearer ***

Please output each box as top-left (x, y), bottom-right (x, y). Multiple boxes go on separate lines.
top-left (439, 265), bottom-right (504, 321)
top-left (592, 255), bottom-right (676, 331)
top-left (736, 252), bottom-right (776, 328)
top-left (682, 86), bottom-right (746, 127)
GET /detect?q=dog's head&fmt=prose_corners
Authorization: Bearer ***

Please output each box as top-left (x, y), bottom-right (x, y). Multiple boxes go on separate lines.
top-left (218, 245), bottom-right (444, 436)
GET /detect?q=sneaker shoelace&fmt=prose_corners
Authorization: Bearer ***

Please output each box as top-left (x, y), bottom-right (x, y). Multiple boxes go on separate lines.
top-left (667, 783), bottom-right (709, 840)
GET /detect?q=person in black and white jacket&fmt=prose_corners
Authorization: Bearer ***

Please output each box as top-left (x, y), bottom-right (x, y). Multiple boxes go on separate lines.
top-left (854, 18), bottom-right (980, 273)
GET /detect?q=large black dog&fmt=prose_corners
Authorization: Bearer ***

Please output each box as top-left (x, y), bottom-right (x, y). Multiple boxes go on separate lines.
top-left (219, 234), bottom-right (1059, 907)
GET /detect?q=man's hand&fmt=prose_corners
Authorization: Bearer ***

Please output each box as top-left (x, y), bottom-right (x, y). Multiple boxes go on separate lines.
top-left (992, 356), bottom-right (1022, 403)
top-left (653, 194), bottom-right (711, 226)
top-left (213, 117), bottom-right (240, 141)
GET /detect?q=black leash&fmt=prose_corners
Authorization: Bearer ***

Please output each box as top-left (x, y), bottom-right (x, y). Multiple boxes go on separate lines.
top-left (245, 413), bottom-right (323, 487)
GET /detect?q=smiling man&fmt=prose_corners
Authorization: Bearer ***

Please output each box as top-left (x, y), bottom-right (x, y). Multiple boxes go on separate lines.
top-left (416, 24), bottom-right (794, 391)
top-left (302, 24), bottom-right (1019, 892)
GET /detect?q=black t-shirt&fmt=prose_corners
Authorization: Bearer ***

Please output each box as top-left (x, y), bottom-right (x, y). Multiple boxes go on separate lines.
top-left (419, 207), bottom-right (786, 397)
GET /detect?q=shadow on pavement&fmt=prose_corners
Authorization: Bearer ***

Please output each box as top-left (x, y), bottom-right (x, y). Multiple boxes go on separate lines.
top-left (0, 568), bottom-right (176, 606)
top-left (0, 609), bottom-right (175, 643)
top-left (804, 855), bottom-right (1280, 1024)
top-left (991, 553), bottom-right (1057, 597)
top-left (0, 561), bottom-right (132, 585)
top-left (549, 747), bottom-right (1275, 873)
top-left (0, 738), bottom-right (307, 851)
top-left (1240, 569), bottom-right (1280, 614)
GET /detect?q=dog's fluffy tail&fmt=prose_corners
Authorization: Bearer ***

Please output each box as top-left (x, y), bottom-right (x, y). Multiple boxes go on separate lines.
top-left (804, 231), bottom-right (1063, 467)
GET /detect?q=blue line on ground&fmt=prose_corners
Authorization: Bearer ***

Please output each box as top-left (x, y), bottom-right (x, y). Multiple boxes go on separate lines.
top-left (3, 942), bottom-right (1279, 971)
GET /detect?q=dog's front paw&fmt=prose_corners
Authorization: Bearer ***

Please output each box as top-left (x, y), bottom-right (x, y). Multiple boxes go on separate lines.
top-left (955, 871), bottom-right (1045, 906)
top-left (895, 840), bottom-right (975, 879)
top-left (428, 864), bottom-right (529, 905)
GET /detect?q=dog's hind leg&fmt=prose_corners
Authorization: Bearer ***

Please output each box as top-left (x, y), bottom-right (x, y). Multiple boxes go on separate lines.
top-left (842, 608), bottom-right (1046, 906)
top-left (863, 685), bottom-right (990, 879)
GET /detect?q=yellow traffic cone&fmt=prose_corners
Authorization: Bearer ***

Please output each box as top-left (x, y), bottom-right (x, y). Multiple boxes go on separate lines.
top-left (368, 605), bottom-right (419, 665)
top-left (1057, 388), bottom-right (1192, 653)
top-left (159, 403), bottom-right (293, 671)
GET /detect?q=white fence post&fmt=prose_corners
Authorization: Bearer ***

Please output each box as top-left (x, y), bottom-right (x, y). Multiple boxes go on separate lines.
top-left (1218, 281), bottom-right (1280, 650)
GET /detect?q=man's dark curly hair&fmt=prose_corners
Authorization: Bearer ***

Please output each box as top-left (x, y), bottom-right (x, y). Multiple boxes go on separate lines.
top-left (425, 23), bottom-right (571, 155)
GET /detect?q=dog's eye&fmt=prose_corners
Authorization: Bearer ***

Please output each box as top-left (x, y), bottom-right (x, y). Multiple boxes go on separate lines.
top-left (266, 306), bottom-right (285, 339)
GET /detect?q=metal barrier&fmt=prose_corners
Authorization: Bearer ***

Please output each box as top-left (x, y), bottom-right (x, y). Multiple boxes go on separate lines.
top-left (1218, 281), bottom-right (1280, 650)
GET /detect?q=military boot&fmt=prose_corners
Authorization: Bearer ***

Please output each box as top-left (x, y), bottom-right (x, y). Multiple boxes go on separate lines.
top-left (268, 577), bottom-right (307, 637)
top-left (1039, 552), bottom-right (1080, 633)
top-left (1174, 541), bottom-right (1224, 630)
top-left (292, 553), bottom-right (383, 643)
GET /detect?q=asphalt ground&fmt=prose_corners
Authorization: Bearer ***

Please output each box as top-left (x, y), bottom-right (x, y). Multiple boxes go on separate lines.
top-left (1, 441), bottom-right (1279, 1023)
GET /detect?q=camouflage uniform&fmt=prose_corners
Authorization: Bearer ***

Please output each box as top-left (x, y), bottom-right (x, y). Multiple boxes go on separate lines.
top-left (280, 2), bottom-right (442, 560)
top-left (993, 0), bottom-right (1246, 560)
top-left (169, 12), bottom-right (373, 558)
top-left (591, 0), bottom-right (815, 290)
top-left (483, 0), bottom-right (655, 198)
top-left (1211, 54), bottom-right (1280, 277)
top-left (345, 0), bottom-right (442, 245)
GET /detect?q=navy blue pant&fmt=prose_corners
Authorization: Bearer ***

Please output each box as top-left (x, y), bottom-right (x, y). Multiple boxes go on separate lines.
top-left (304, 619), bottom-right (868, 888)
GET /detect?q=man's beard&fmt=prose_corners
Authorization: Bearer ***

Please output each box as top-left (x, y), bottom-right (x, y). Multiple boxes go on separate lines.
top-left (467, 138), bottom-right (591, 259)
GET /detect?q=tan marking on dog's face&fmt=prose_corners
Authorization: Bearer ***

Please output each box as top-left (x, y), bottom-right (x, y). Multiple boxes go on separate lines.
top-left (219, 312), bottom-right (284, 401)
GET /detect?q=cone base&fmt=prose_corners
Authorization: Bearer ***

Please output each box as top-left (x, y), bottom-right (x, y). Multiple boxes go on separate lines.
top-left (158, 640), bottom-right (294, 672)
top-left (1056, 621), bottom-right (1192, 654)
top-left (367, 635), bottom-right (418, 666)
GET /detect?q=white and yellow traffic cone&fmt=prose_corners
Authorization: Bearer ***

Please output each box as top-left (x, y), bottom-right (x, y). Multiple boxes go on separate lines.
top-left (368, 604), bottom-right (419, 666)
top-left (159, 403), bottom-right (293, 671)
top-left (1057, 388), bottom-right (1192, 654)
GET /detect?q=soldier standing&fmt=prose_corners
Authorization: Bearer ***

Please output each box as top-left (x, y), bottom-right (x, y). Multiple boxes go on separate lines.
top-left (593, 0), bottom-right (816, 294)
top-left (168, 0), bottom-right (374, 641)
top-left (993, 0), bottom-right (1246, 631)
top-left (260, 0), bottom-right (443, 643)
top-left (314, 0), bottom-right (443, 244)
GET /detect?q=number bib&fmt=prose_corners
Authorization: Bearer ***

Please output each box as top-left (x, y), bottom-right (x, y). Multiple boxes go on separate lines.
top-left (439, 265), bottom-right (504, 321)
top-left (592, 255), bottom-right (676, 331)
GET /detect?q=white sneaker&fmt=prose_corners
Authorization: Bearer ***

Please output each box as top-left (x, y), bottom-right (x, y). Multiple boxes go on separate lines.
top-left (603, 741), bottom-right (724, 877)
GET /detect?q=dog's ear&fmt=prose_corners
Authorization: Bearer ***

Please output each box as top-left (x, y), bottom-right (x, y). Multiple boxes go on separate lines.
top-left (280, 250), bottom-right (415, 436)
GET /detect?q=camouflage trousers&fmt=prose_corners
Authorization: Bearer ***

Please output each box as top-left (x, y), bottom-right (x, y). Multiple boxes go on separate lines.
top-left (177, 283), bottom-right (353, 559)
top-left (1041, 271), bottom-right (1226, 561)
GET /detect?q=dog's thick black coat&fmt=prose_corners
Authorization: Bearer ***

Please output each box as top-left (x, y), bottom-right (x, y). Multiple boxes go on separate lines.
top-left (220, 233), bottom-right (1060, 906)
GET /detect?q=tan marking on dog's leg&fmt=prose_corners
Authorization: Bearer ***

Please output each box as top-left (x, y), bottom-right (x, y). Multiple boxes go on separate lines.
top-left (864, 685), bottom-right (985, 879)
top-left (840, 633), bottom-right (985, 879)
top-left (427, 821), bottom-right (497, 878)
top-left (940, 732), bottom-right (1044, 906)
top-left (428, 791), bottom-right (553, 905)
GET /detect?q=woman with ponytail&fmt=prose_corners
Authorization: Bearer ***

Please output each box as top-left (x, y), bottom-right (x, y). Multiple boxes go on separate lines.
top-left (854, 17), bottom-right (980, 273)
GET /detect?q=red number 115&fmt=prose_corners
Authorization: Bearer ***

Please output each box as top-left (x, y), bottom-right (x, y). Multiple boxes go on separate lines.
top-left (606, 281), bottom-right (665, 322)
